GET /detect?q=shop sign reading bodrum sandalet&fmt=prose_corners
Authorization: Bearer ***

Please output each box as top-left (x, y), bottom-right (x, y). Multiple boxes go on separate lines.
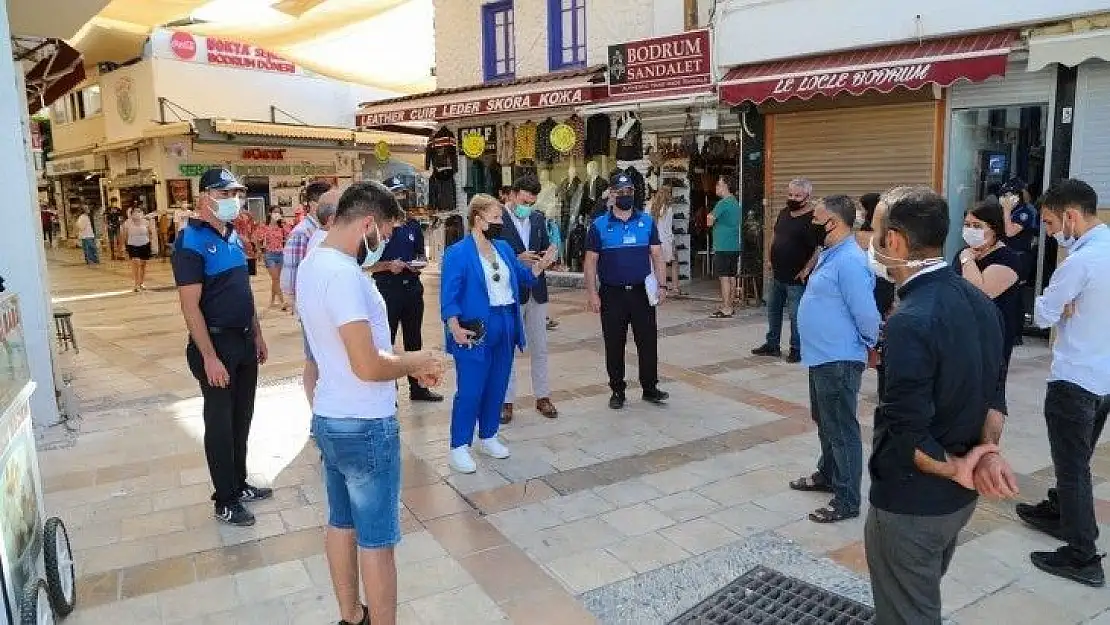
top-left (607, 29), bottom-right (712, 98)
top-left (356, 87), bottom-right (597, 128)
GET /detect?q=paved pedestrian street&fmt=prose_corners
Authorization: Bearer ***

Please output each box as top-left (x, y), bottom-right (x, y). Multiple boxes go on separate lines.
top-left (38, 249), bottom-right (1110, 624)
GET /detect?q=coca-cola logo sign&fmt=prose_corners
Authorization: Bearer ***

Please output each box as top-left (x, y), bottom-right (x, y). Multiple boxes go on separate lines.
top-left (170, 31), bottom-right (197, 60)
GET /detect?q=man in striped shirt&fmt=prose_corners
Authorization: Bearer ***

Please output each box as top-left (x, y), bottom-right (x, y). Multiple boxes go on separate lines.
top-left (280, 180), bottom-right (332, 402)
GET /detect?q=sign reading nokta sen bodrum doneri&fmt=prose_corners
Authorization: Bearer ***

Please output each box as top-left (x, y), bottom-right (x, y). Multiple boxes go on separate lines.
top-left (607, 29), bottom-right (712, 97)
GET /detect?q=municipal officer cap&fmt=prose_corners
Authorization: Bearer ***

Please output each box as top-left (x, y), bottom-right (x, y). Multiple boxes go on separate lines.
top-left (612, 172), bottom-right (634, 189)
top-left (383, 176), bottom-right (406, 192)
top-left (1000, 177), bottom-right (1027, 195)
top-left (200, 168), bottom-right (246, 191)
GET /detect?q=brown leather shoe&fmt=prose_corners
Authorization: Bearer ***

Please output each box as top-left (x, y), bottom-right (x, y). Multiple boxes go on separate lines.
top-left (500, 403), bottom-right (513, 424)
top-left (536, 398), bottom-right (558, 418)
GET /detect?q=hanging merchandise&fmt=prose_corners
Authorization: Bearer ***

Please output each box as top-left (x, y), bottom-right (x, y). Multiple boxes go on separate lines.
top-left (616, 113), bottom-right (644, 161)
top-left (425, 126), bottom-right (459, 212)
top-left (374, 140), bottom-right (391, 163)
top-left (515, 120), bottom-right (537, 162)
top-left (497, 121), bottom-right (516, 164)
top-left (459, 124), bottom-right (496, 159)
top-left (585, 113), bottom-right (611, 158)
top-left (566, 114), bottom-right (585, 159)
top-left (550, 122), bottom-right (577, 155)
top-left (536, 117), bottom-right (559, 164)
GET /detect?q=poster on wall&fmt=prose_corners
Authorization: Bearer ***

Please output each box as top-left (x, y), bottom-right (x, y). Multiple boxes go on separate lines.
top-left (0, 398), bottom-right (43, 623)
top-left (166, 179), bottom-right (193, 208)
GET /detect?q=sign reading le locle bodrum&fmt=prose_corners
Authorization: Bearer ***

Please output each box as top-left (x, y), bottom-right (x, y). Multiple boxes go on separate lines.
top-left (607, 29), bottom-right (712, 97)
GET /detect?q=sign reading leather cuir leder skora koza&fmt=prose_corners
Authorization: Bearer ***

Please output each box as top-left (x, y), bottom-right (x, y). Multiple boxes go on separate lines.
top-left (607, 29), bottom-right (713, 98)
top-left (356, 87), bottom-right (600, 128)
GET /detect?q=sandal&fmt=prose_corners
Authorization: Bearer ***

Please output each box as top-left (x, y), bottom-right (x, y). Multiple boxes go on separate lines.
top-left (789, 473), bottom-right (834, 493)
top-left (709, 310), bottom-right (734, 319)
top-left (338, 604), bottom-right (369, 625)
top-left (808, 505), bottom-right (859, 524)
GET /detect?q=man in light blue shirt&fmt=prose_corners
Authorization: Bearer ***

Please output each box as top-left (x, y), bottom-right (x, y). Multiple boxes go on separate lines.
top-left (791, 195), bottom-right (881, 523)
top-left (1016, 179), bottom-right (1110, 588)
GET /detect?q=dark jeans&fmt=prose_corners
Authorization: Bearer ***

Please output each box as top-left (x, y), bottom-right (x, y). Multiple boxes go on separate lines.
top-left (186, 332), bottom-right (259, 507)
top-left (599, 284), bottom-right (658, 395)
top-left (809, 361), bottom-right (865, 512)
top-left (1045, 380), bottom-right (1105, 561)
top-left (765, 277), bottom-right (804, 352)
top-left (865, 502), bottom-right (975, 625)
top-left (378, 278), bottom-right (425, 391)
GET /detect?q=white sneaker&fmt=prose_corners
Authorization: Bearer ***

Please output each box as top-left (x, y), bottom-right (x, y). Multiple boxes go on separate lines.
top-left (449, 446), bottom-right (477, 473)
top-left (478, 437), bottom-right (510, 459)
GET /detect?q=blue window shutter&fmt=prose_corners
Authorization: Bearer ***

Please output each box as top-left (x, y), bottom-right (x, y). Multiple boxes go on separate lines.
top-left (548, 0), bottom-right (585, 71)
top-left (482, 1), bottom-right (515, 81)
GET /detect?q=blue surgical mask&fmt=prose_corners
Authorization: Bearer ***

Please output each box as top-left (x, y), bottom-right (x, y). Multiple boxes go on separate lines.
top-left (615, 195), bottom-right (635, 211)
top-left (1054, 231), bottom-right (1076, 250)
top-left (514, 203), bottom-right (533, 218)
top-left (359, 228), bottom-right (385, 267)
top-left (214, 197), bottom-right (241, 222)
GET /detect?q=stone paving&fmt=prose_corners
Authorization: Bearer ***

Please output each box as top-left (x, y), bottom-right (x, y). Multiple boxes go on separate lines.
top-left (33, 246), bottom-right (1110, 624)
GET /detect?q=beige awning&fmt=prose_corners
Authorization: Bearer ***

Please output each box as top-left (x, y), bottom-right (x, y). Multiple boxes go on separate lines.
top-left (92, 137), bottom-right (143, 153)
top-left (143, 122), bottom-right (194, 138)
top-left (67, 0), bottom-right (434, 93)
top-left (212, 119), bottom-right (354, 141)
top-left (1028, 29), bottom-right (1110, 71)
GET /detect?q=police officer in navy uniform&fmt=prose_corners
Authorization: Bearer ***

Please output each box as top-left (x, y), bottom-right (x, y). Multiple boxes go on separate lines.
top-left (583, 172), bottom-right (670, 410)
top-left (172, 167), bottom-right (273, 528)
top-left (368, 176), bottom-right (443, 402)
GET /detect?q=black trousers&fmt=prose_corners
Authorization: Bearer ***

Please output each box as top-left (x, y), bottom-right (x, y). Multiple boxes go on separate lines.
top-left (379, 278), bottom-right (425, 391)
top-left (186, 332), bottom-right (259, 507)
top-left (1044, 382), bottom-right (1109, 561)
top-left (599, 284), bottom-right (658, 395)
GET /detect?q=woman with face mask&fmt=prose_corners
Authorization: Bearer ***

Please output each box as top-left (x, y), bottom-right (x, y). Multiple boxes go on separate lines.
top-left (257, 209), bottom-right (289, 310)
top-left (956, 200), bottom-right (1023, 397)
top-left (439, 194), bottom-right (556, 474)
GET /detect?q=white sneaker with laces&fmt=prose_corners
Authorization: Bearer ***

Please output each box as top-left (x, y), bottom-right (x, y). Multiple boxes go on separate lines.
top-left (478, 437), bottom-right (510, 459)
top-left (449, 446), bottom-right (477, 473)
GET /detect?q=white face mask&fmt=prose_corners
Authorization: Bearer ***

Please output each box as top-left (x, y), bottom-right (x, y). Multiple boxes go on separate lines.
top-left (1054, 213), bottom-right (1078, 250)
top-left (962, 227), bottom-right (987, 249)
top-left (868, 239), bottom-right (892, 282)
top-left (214, 197), bottom-right (241, 222)
top-left (870, 236), bottom-right (944, 283)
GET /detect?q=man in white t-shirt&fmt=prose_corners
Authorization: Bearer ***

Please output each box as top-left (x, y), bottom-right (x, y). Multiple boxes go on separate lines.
top-left (299, 188), bottom-right (340, 407)
top-left (75, 207), bottom-right (99, 265)
top-left (297, 181), bottom-right (444, 625)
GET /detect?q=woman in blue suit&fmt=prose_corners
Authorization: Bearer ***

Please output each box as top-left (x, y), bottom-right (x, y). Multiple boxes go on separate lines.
top-left (441, 194), bottom-right (555, 473)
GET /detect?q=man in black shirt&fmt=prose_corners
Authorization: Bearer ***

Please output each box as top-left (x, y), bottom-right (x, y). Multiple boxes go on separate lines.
top-left (752, 178), bottom-right (820, 363)
top-left (865, 188), bottom-right (1017, 623)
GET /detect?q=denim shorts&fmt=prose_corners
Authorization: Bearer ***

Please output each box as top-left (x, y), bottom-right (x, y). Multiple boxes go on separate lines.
top-left (311, 415), bottom-right (401, 549)
top-left (264, 251), bottom-right (283, 268)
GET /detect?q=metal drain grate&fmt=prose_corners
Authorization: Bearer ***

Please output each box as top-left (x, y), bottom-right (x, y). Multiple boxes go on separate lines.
top-left (669, 566), bottom-right (874, 625)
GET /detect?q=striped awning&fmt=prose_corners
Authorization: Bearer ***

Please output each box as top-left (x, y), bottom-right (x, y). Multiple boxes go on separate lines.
top-left (720, 31), bottom-right (1017, 105)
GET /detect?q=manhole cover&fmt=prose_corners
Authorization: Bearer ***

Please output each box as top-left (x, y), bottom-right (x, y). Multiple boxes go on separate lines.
top-left (669, 566), bottom-right (874, 624)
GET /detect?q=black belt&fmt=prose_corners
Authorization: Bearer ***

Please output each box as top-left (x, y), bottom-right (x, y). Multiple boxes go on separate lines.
top-left (375, 276), bottom-right (420, 287)
top-left (601, 283), bottom-right (645, 291)
top-left (208, 326), bottom-right (252, 337)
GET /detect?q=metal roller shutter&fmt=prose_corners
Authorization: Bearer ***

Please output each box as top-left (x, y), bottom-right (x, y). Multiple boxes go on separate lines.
top-left (949, 61), bottom-right (1055, 109)
top-left (1072, 63), bottom-right (1110, 209)
top-left (768, 102), bottom-right (937, 212)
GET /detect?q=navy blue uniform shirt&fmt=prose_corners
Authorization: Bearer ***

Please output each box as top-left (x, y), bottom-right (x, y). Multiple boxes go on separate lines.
top-left (172, 218), bottom-right (255, 329)
top-left (373, 219), bottom-right (425, 282)
top-left (587, 210), bottom-right (660, 286)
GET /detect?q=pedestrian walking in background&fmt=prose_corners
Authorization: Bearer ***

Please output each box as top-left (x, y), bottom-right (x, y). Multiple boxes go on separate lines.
top-left (583, 172), bottom-right (669, 410)
top-left (752, 178), bottom-right (820, 362)
top-left (258, 210), bottom-right (288, 310)
top-left (1017, 179), bottom-right (1110, 587)
top-left (233, 199), bottom-right (258, 276)
top-left (865, 187), bottom-right (1016, 623)
top-left (75, 206), bottom-right (99, 265)
top-left (440, 194), bottom-right (555, 474)
top-left (368, 176), bottom-right (443, 404)
top-left (172, 167), bottom-right (272, 527)
top-left (648, 185), bottom-right (681, 296)
top-left (956, 200), bottom-right (1023, 410)
top-left (500, 175), bottom-right (559, 422)
top-left (790, 195), bottom-right (880, 524)
top-left (708, 174), bottom-right (742, 318)
top-left (124, 207), bottom-right (157, 292)
top-left (297, 181), bottom-right (445, 625)
top-left (106, 198), bottom-right (124, 260)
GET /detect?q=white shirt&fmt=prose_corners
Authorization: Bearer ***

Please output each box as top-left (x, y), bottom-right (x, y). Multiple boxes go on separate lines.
top-left (125, 218), bottom-right (151, 246)
top-left (1034, 223), bottom-right (1110, 396)
top-left (75, 214), bottom-right (94, 239)
top-left (510, 212), bottom-right (531, 249)
top-left (481, 245), bottom-right (515, 306)
top-left (296, 247), bottom-right (397, 419)
top-left (173, 209), bottom-right (194, 232)
top-left (306, 228), bottom-right (327, 256)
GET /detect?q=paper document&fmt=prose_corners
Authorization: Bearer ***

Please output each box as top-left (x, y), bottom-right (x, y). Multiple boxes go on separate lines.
top-left (645, 274), bottom-right (660, 306)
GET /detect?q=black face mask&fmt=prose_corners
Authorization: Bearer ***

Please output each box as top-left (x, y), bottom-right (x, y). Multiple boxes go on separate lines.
top-left (485, 222), bottom-right (504, 239)
top-left (811, 220), bottom-right (831, 244)
top-left (786, 199), bottom-right (806, 210)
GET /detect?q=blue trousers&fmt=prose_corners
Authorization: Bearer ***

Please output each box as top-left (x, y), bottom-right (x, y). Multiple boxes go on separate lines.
top-left (810, 361), bottom-right (865, 513)
top-left (450, 306), bottom-right (515, 449)
top-left (80, 238), bottom-right (100, 264)
top-left (765, 277), bottom-right (804, 352)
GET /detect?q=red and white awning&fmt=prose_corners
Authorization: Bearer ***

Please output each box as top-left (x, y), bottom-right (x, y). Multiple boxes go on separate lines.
top-left (719, 31), bottom-right (1017, 105)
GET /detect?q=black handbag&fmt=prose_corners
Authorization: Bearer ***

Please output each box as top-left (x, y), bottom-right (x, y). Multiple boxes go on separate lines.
top-left (457, 319), bottom-right (486, 347)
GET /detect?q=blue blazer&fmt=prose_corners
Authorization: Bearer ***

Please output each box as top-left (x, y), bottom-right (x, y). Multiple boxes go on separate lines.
top-left (440, 235), bottom-right (535, 358)
top-left (500, 208), bottom-right (551, 304)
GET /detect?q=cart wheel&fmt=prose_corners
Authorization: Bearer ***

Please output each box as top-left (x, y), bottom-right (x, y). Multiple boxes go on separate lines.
top-left (20, 579), bottom-right (56, 625)
top-left (43, 517), bottom-right (76, 617)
